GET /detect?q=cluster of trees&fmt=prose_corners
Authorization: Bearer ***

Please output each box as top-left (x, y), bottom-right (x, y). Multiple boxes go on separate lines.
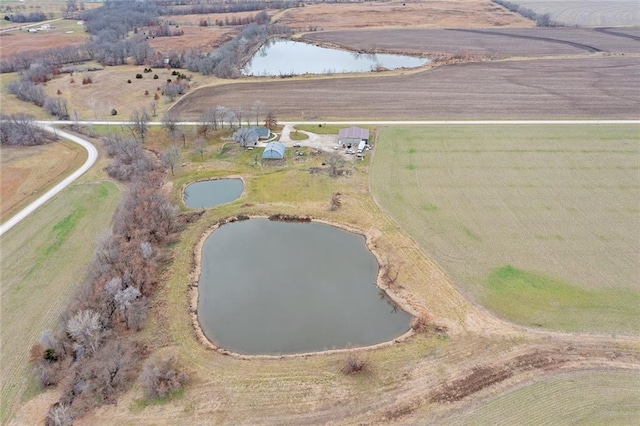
top-left (182, 21), bottom-right (291, 77)
top-left (199, 9), bottom-right (270, 27)
top-left (147, 22), bottom-right (184, 37)
top-left (0, 45), bottom-right (91, 74)
top-left (7, 76), bottom-right (70, 120)
top-left (4, 11), bottom-right (47, 23)
top-left (195, 100), bottom-right (269, 136)
top-left (33, 134), bottom-right (188, 424)
top-left (492, 0), bottom-right (558, 26)
top-left (159, 0), bottom-right (298, 16)
top-left (0, 114), bottom-right (57, 146)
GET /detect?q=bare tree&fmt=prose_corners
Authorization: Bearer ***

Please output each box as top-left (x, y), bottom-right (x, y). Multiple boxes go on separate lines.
top-left (330, 192), bottom-right (342, 211)
top-left (264, 110), bottom-right (277, 130)
top-left (149, 100), bottom-right (158, 117)
top-left (66, 309), bottom-right (102, 354)
top-left (326, 151), bottom-right (346, 177)
top-left (234, 106), bottom-right (245, 128)
top-left (129, 109), bottom-right (150, 143)
top-left (253, 100), bottom-right (266, 126)
top-left (46, 403), bottom-right (72, 426)
top-left (193, 137), bottom-right (206, 160)
top-left (139, 355), bottom-right (188, 399)
top-left (162, 110), bottom-right (180, 142)
top-left (160, 145), bottom-right (181, 176)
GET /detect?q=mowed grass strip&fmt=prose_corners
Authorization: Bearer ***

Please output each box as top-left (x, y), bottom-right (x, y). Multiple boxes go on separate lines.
top-left (371, 124), bottom-right (640, 333)
top-left (441, 370), bottom-right (640, 425)
top-left (0, 181), bottom-right (120, 422)
top-left (484, 266), bottom-right (639, 331)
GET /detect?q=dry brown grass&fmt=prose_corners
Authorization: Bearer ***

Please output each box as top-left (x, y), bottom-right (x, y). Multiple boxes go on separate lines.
top-left (275, 0), bottom-right (534, 31)
top-left (0, 20), bottom-right (87, 61)
top-left (146, 25), bottom-right (238, 55)
top-left (0, 140), bottom-right (87, 222)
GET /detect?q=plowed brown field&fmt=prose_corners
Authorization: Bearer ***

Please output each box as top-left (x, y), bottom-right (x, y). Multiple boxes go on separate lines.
top-left (302, 27), bottom-right (640, 57)
top-left (171, 56), bottom-right (640, 120)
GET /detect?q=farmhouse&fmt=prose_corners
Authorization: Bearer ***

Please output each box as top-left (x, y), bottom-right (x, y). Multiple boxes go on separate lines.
top-left (262, 141), bottom-right (286, 159)
top-left (251, 126), bottom-right (271, 140)
top-left (338, 126), bottom-right (369, 148)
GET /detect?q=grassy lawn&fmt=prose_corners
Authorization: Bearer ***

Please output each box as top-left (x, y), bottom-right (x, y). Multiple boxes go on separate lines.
top-left (0, 180), bottom-right (120, 421)
top-left (288, 130), bottom-right (309, 140)
top-left (371, 124), bottom-right (640, 333)
top-left (442, 370), bottom-right (640, 425)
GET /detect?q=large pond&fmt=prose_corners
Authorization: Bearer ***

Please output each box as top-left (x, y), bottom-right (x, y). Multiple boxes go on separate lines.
top-left (198, 219), bottom-right (412, 355)
top-left (183, 178), bottom-right (243, 209)
top-left (242, 39), bottom-right (430, 76)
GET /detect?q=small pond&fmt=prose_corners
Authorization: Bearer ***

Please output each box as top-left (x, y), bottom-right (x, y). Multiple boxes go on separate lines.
top-left (183, 178), bottom-right (243, 209)
top-left (242, 39), bottom-right (430, 76)
top-left (198, 219), bottom-right (412, 355)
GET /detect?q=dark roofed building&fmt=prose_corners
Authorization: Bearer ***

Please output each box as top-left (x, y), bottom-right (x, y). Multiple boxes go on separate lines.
top-left (338, 126), bottom-right (369, 148)
top-left (251, 126), bottom-right (271, 139)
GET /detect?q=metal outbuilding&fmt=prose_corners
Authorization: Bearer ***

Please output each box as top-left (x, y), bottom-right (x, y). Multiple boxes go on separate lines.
top-left (338, 126), bottom-right (369, 148)
top-left (262, 141), bottom-right (286, 159)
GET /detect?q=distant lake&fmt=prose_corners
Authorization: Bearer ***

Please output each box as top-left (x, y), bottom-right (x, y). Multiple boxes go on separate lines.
top-left (243, 39), bottom-right (430, 76)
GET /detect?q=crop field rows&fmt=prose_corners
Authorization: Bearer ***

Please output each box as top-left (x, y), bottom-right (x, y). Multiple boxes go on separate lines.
top-left (171, 56), bottom-right (640, 120)
top-left (509, 0), bottom-right (640, 27)
top-left (302, 27), bottom-right (640, 57)
top-left (371, 125), bottom-right (639, 333)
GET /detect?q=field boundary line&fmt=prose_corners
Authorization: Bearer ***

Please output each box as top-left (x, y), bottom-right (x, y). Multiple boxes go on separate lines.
top-left (0, 126), bottom-right (98, 236)
top-left (36, 120), bottom-right (640, 126)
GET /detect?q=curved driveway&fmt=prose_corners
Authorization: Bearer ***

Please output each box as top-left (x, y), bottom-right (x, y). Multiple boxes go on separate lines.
top-left (0, 125), bottom-right (98, 236)
top-left (1, 119), bottom-right (637, 236)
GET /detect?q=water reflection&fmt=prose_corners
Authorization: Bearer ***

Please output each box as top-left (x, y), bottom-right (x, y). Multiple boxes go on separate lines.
top-left (243, 39), bottom-right (430, 76)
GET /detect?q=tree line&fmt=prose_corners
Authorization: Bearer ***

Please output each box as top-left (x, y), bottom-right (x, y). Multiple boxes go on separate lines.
top-left (491, 0), bottom-right (559, 26)
top-left (0, 114), bottom-right (58, 146)
top-left (3, 11), bottom-right (47, 23)
top-left (33, 133), bottom-right (192, 424)
top-left (159, 0), bottom-right (298, 16)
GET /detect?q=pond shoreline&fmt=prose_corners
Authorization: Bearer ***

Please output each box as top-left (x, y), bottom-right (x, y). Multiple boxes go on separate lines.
top-left (188, 214), bottom-right (419, 360)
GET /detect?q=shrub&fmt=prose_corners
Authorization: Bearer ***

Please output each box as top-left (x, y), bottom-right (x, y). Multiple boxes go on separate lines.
top-left (82, 77), bottom-right (92, 85)
top-left (127, 79), bottom-right (132, 84)
top-left (153, 74), bottom-right (159, 79)
top-left (136, 73), bottom-right (143, 79)
top-left (111, 109), bottom-right (117, 116)
top-left (139, 355), bottom-right (188, 399)
top-left (341, 352), bottom-right (369, 375)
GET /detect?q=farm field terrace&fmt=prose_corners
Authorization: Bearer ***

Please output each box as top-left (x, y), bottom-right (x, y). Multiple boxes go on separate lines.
top-left (371, 124), bottom-right (640, 334)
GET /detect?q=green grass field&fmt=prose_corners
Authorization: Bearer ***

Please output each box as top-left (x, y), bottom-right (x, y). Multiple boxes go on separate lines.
top-left (441, 370), bottom-right (640, 425)
top-left (0, 180), bottom-right (120, 422)
top-left (371, 125), bottom-right (640, 333)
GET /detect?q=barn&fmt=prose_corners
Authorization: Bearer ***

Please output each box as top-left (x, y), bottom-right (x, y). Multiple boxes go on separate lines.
top-left (262, 141), bottom-right (286, 159)
top-left (338, 126), bottom-right (369, 148)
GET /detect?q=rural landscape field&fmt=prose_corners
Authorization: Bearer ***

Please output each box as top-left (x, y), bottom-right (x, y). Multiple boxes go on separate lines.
top-left (1, 0), bottom-right (639, 424)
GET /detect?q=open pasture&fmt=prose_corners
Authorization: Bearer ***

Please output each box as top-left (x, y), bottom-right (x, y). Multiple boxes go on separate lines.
top-left (274, 0), bottom-right (532, 31)
top-left (302, 27), bottom-right (640, 57)
top-left (508, 0), bottom-right (640, 27)
top-left (0, 140), bottom-right (87, 222)
top-left (145, 24), bottom-right (238, 55)
top-left (439, 369), bottom-right (640, 425)
top-left (0, 180), bottom-right (120, 421)
top-left (0, 19), bottom-right (87, 62)
top-left (171, 56), bottom-right (640, 120)
top-left (371, 125), bottom-right (639, 333)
